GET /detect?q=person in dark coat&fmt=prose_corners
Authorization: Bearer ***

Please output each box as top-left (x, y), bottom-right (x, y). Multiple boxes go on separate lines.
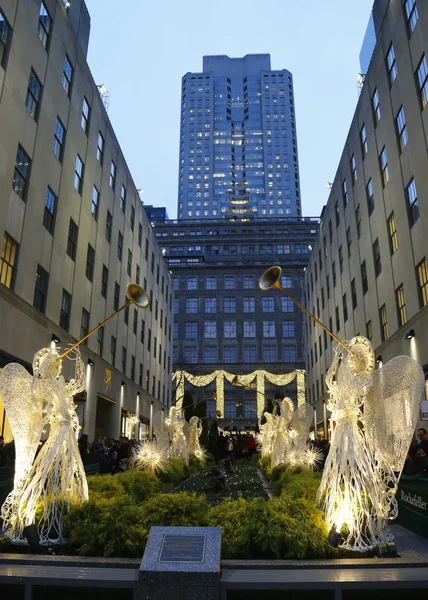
top-left (85, 440), bottom-right (109, 473)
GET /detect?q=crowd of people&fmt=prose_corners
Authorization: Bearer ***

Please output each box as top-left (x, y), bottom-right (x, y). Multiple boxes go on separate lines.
top-left (77, 435), bottom-right (140, 474)
top-left (403, 428), bottom-right (428, 477)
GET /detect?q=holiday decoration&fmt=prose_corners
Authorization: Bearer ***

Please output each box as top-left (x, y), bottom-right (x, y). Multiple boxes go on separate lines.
top-left (133, 440), bottom-right (169, 475)
top-left (168, 406), bottom-right (189, 465)
top-left (188, 416), bottom-right (203, 456)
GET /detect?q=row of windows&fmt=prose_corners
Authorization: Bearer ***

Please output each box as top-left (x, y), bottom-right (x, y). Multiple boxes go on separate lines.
top-left (175, 344), bottom-right (297, 364)
top-left (167, 243), bottom-right (308, 257)
top-left (172, 274), bottom-right (294, 291)
top-left (176, 320), bottom-right (297, 340)
top-left (174, 296), bottom-right (295, 314)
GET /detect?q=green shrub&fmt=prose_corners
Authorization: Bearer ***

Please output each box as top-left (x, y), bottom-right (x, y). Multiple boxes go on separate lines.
top-left (139, 492), bottom-right (209, 530)
top-left (116, 470), bottom-right (160, 502)
top-left (87, 474), bottom-right (126, 500)
top-left (273, 469), bottom-right (322, 501)
top-left (189, 453), bottom-right (206, 472)
top-left (157, 458), bottom-right (190, 486)
top-left (208, 497), bottom-right (258, 558)
top-left (259, 455), bottom-right (271, 477)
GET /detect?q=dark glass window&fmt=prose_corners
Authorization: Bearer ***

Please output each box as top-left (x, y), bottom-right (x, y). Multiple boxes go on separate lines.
top-left (127, 249), bottom-right (132, 276)
top-left (109, 161), bottom-right (116, 189)
top-left (81, 308), bottom-right (90, 343)
top-left (343, 293), bottom-right (348, 322)
top-left (373, 239), bottom-right (382, 277)
top-left (12, 145), bottom-right (31, 200)
top-left (361, 260), bottom-right (368, 294)
top-left (114, 282), bottom-right (120, 311)
top-left (388, 212), bottom-right (398, 254)
top-left (43, 187), bottom-right (57, 235)
top-left (130, 205), bottom-right (135, 231)
top-left (407, 177), bottom-right (419, 226)
top-left (26, 70), bottom-right (42, 119)
top-left (117, 231), bottom-right (123, 261)
top-left (360, 124), bottom-right (368, 157)
top-left (62, 55), bottom-right (73, 96)
top-left (120, 184), bottom-right (126, 210)
top-left (122, 346), bottom-right (127, 374)
top-left (379, 304), bottom-right (388, 342)
top-left (91, 185), bottom-right (99, 220)
top-left (33, 264), bottom-right (49, 313)
top-left (350, 154), bottom-right (357, 184)
top-left (342, 179), bottom-right (348, 207)
top-left (417, 258), bottom-right (428, 307)
top-left (356, 205), bottom-right (361, 238)
top-left (367, 178), bottom-right (374, 215)
top-left (110, 336), bottom-right (116, 365)
top-left (60, 289), bottom-right (72, 331)
top-left (74, 155), bottom-right (84, 193)
top-left (0, 233), bottom-right (18, 289)
top-left (404, 0), bottom-right (418, 33)
top-left (86, 244), bottom-right (95, 281)
top-left (372, 88), bottom-right (381, 124)
top-left (67, 219), bottom-right (78, 261)
top-left (416, 55), bottom-right (428, 109)
top-left (97, 132), bottom-right (104, 164)
top-left (106, 210), bottom-right (112, 243)
top-left (379, 147), bottom-right (389, 187)
top-left (101, 265), bottom-right (108, 298)
top-left (0, 10), bottom-right (11, 69)
top-left (395, 106), bottom-right (408, 151)
top-left (97, 326), bottom-right (104, 356)
top-left (38, 3), bottom-right (51, 49)
top-left (386, 44), bottom-right (397, 84)
top-left (351, 278), bottom-right (357, 309)
top-left (396, 284), bottom-right (407, 327)
top-left (52, 118), bottom-right (65, 161)
top-left (138, 223), bottom-right (142, 247)
top-left (81, 97), bottom-right (90, 133)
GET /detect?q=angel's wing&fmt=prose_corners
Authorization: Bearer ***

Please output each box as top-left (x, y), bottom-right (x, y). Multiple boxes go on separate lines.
top-left (183, 420), bottom-right (190, 444)
top-left (0, 364), bottom-right (43, 485)
top-left (153, 410), bottom-right (170, 450)
top-left (364, 355), bottom-right (424, 472)
top-left (291, 403), bottom-right (315, 441)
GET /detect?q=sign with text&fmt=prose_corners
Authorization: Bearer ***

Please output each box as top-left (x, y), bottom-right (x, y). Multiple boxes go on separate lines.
top-left (158, 534), bottom-right (206, 563)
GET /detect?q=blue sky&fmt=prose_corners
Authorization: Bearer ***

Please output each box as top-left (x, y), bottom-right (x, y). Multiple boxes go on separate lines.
top-left (84, 0), bottom-right (374, 219)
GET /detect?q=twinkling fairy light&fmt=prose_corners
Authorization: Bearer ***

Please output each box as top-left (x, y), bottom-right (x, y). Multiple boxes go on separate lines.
top-left (133, 440), bottom-right (169, 475)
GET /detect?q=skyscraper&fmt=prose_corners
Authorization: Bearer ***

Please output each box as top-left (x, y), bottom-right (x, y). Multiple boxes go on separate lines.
top-left (178, 54), bottom-right (301, 220)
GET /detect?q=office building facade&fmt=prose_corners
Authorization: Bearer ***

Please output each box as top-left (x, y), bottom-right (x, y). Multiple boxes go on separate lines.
top-left (178, 54), bottom-right (301, 221)
top-left (0, 0), bottom-right (173, 441)
top-left (154, 217), bottom-right (318, 423)
top-left (304, 0), bottom-right (428, 438)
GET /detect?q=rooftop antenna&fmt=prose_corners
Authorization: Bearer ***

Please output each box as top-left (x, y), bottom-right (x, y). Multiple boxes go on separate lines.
top-left (97, 84), bottom-right (110, 111)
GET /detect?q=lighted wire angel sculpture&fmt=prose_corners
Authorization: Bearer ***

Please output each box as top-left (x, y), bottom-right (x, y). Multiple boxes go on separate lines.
top-left (259, 412), bottom-right (277, 459)
top-left (153, 409), bottom-right (170, 451)
top-left (188, 416), bottom-right (203, 455)
top-left (168, 406), bottom-right (189, 464)
top-left (317, 336), bottom-right (423, 551)
top-left (270, 397), bottom-right (294, 468)
top-left (0, 345), bottom-right (88, 545)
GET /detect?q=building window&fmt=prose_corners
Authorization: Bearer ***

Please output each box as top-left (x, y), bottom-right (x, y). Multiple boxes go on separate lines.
top-left (283, 346), bottom-right (296, 362)
top-left (106, 211), bottom-right (112, 243)
top-left (342, 179), bottom-right (348, 207)
top-left (130, 205), bottom-right (135, 231)
top-left (404, 0), bottom-right (418, 33)
top-left (122, 346), bottom-right (127, 374)
top-left (185, 322), bottom-right (198, 339)
top-left (350, 154), bottom-right (357, 184)
top-left (224, 275), bottom-right (236, 289)
top-left (117, 231), bottom-right (123, 261)
top-left (33, 264), bottom-right (49, 313)
top-left (124, 296), bottom-right (129, 325)
top-left (120, 184), bottom-right (126, 210)
top-left (62, 55), bottom-right (73, 96)
top-left (136, 264), bottom-right (140, 285)
top-left (282, 320), bottom-right (295, 337)
top-left (60, 289), bottom-right (72, 331)
top-left (416, 258), bottom-right (428, 307)
top-left (407, 177), bottom-right (419, 226)
top-left (361, 260), bottom-right (368, 295)
top-left (74, 155), bottom-right (84, 193)
top-left (26, 70), bottom-right (42, 119)
top-left (138, 223), bottom-right (142, 247)
top-left (0, 10), bottom-right (11, 69)
top-left (205, 298), bottom-right (217, 313)
top-left (281, 275), bottom-right (292, 288)
top-left (173, 298), bottom-right (179, 314)
top-left (366, 320), bottom-right (373, 343)
top-left (206, 276), bottom-right (216, 289)
top-left (132, 309), bottom-right (137, 335)
top-left (335, 306), bottom-right (340, 333)
top-left (282, 297), bottom-right (293, 312)
top-left (244, 297), bottom-right (255, 313)
top-left (12, 145), bottom-right (31, 200)
top-left (131, 356), bottom-right (136, 381)
top-left (43, 187), bottom-right (57, 235)
top-left (263, 345), bottom-right (277, 363)
top-left (329, 219), bottom-right (333, 243)
top-left (145, 238), bottom-right (149, 261)
top-left (379, 147), bottom-right (389, 187)
top-left (262, 297), bottom-right (274, 312)
top-left (386, 44), bottom-right (397, 84)
top-left (395, 106), bottom-right (408, 151)
top-left (81, 97), bottom-right (90, 133)
top-left (204, 346), bottom-right (217, 363)
top-left (346, 227), bottom-right (352, 257)
top-left (243, 321), bottom-right (256, 338)
top-left (187, 276), bottom-right (197, 290)
top-left (186, 298), bottom-right (198, 314)
top-left (52, 117), bottom-right (65, 161)
top-left (224, 297), bottom-right (236, 313)
top-left (81, 308), bottom-right (90, 342)
top-left (343, 293), bottom-right (348, 322)
top-left (332, 261), bottom-right (337, 287)
top-left (335, 200), bottom-right (340, 227)
top-left (387, 212), bottom-right (398, 254)
top-left (38, 3), bottom-right (51, 48)
top-left (127, 250), bottom-right (132, 276)
top-left (339, 245), bottom-right (343, 273)
top-left (86, 244), bottom-right (95, 281)
top-left (372, 88), bottom-right (381, 124)
top-left (356, 205), bottom-right (361, 238)
top-left (373, 239), bottom-right (381, 277)
top-left (396, 284), bottom-right (407, 327)
top-left (224, 346), bottom-right (237, 363)
top-left (101, 265), bottom-right (108, 298)
top-left (141, 319), bottom-right (145, 343)
top-left (416, 55), bottom-right (428, 109)
top-left (97, 326), bottom-right (104, 356)
top-left (351, 278), bottom-right (357, 309)
top-left (360, 124), bottom-right (368, 157)
top-left (263, 321), bottom-right (275, 338)
top-left (204, 321), bottom-right (217, 338)
top-left (110, 336), bottom-right (116, 366)
top-left (109, 161), bottom-right (116, 190)
top-left (113, 282), bottom-right (120, 311)
top-left (243, 275), bottom-right (254, 288)
top-left (67, 218), bottom-right (78, 261)
top-left (89, 185), bottom-right (99, 220)
top-left (366, 178), bottom-right (374, 215)
top-left (379, 304), bottom-right (388, 342)
top-left (224, 321), bottom-right (236, 338)
top-left (184, 347), bottom-right (197, 364)
top-left (243, 346), bottom-right (257, 363)
top-left (97, 132), bottom-right (104, 164)
top-left (0, 233), bottom-right (18, 289)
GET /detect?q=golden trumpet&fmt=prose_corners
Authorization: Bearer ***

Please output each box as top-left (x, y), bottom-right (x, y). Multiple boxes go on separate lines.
top-left (259, 265), bottom-right (348, 351)
top-left (58, 283), bottom-right (150, 360)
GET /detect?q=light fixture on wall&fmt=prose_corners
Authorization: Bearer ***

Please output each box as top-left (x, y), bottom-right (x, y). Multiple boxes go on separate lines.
top-left (405, 329), bottom-right (415, 340)
top-left (376, 355), bottom-right (382, 364)
top-left (87, 358), bottom-right (94, 367)
top-left (51, 334), bottom-right (61, 344)
top-left (121, 381), bottom-right (126, 388)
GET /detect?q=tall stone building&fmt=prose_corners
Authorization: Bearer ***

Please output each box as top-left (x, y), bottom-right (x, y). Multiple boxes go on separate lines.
top-left (304, 0), bottom-right (428, 438)
top-left (0, 0), bottom-right (173, 441)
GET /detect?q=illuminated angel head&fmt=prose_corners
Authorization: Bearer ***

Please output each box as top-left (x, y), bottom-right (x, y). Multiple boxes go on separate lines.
top-left (169, 406), bottom-right (178, 419)
top-left (347, 336), bottom-right (375, 376)
top-left (32, 347), bottom-right (62, 380)
top-left (281, 397), bottom-right (294, 416)
top-left (189, 416), bottom-right (201, 426)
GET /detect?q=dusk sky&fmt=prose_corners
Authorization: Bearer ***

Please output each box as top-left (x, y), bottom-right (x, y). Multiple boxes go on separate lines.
top-left (84, 0), bottom-right (374, 219)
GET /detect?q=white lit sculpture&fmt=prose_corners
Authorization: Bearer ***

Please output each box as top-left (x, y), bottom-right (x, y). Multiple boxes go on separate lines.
top-left (153, 410), bottom-right (170, 451)
top-left (169, 406), bottom-right (189, 465)
top-left (317, 336), bottom-right (423, 551)
top-left (133, 440), bottom-right (169, 475)
top-left (0, 345), bottom-right (88, 545)
top-left (188, 415), bottom-right (203, 455)
top-left (271, 398), bottom-right (294, 468)
top-left (260, 412), bottom-right (277, 459)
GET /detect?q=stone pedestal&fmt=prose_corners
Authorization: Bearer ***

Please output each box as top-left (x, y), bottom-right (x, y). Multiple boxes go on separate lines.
top-left (138, 526), bottom-right (221, 600)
